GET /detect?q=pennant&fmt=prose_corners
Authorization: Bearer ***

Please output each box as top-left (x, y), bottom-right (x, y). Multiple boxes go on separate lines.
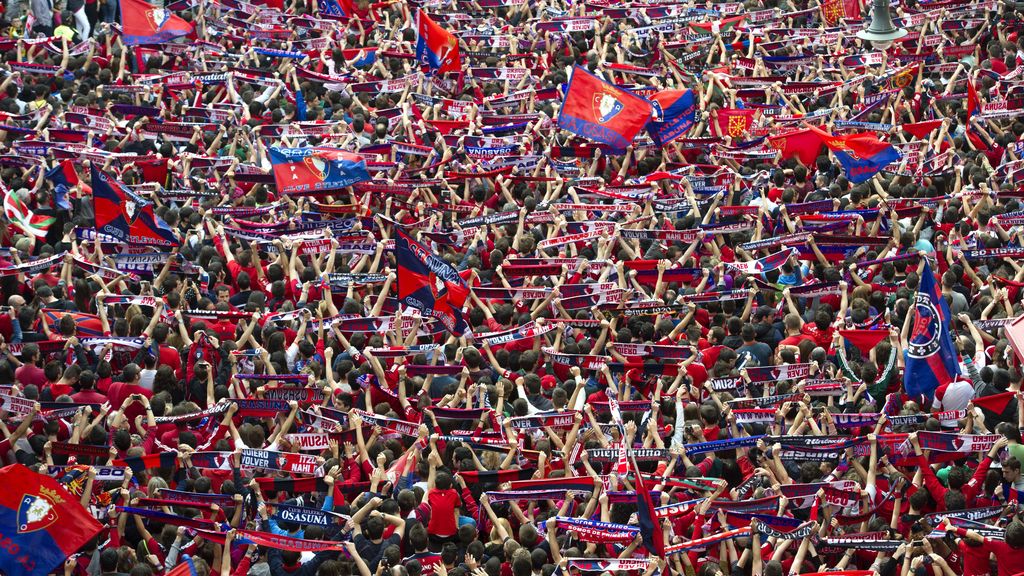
top-left (972, 391), bottom-right (1015, 414)
top-left (558, 66), bottom-right (654, 149)
top-left (120, 0), bottom-right (194, 45)
top-left (904, 261), bottom-right (960, 398)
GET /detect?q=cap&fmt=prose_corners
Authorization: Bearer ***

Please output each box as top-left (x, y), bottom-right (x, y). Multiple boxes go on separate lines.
top-left (541, 375), bottom-right (557, 390)
top-left (754, 306), bottom-right (775, 320)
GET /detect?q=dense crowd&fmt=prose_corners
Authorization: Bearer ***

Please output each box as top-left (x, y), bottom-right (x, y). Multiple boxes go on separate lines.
top-left (4, 0), bottom-right (1024, 575)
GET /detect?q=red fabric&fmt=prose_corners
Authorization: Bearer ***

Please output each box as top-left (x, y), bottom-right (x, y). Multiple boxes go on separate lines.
top-left (838, 330), bottom-right (889, 355)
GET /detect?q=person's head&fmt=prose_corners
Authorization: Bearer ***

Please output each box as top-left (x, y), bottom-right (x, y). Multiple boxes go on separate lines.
top-left (1004, 458), bottom-right (1022, 484)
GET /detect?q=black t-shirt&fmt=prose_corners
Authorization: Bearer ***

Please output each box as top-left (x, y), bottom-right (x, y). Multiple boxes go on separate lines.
top-left (354, 533), bottom-right (400, 571)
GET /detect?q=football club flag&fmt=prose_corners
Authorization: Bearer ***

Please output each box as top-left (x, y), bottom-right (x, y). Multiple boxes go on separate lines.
top-left (632, 455), bottom-right (664, 556)
top-left (0, 464), bottom-right (103, 576)
top-left (807, 126), bottom-right (900, 184)
top-left (767, 129), bottom-right (824, 166)
top-left (317, 0), bottom-right (352, 17)
top-left (395, 230), bottom-right (470, 336)
top-left (269, 147), bottom-right (371, 195)
top-left (416, 10), bottom-right (461, 74)
top-left (647, 89), bottom-right (697, 146)
top-left (3, 185), bottom-right (55, 239)
top-left (91, 166), bottom-right (179, 247)
top-left (904, 260), bottom-right (960, 398)
top-left (558, 66), bottom-right (653, 149)
top-left (119, 0), bottom-right (193, 46)
top-left (45, 160), bottom-right (78, 210)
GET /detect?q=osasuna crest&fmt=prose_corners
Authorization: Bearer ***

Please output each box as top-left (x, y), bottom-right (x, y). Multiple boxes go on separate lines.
top-left (18, 493), bottom-right (57, 533)
top-left (907, 293), bottom-right (941, 358)
top-left (124, 198), bottom-right (138, 224)
top-left (303, 155), bottom-right (328, 181)
top-left (146, 8), bottom-right (170, 29)
top-left (593, 92), bottom-right (624, 124)
top-left (276, 453), bottom-right (289, 470)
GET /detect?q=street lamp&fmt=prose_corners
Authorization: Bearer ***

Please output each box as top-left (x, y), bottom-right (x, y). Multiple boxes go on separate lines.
top-left (856, 0), bottom-right (908, 50)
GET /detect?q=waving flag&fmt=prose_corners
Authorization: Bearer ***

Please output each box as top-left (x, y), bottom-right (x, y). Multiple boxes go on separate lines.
top-left (904, 261), bottom-right (960, 398)
top-left (820, 0), bottom-right (861, 25)
top-left (269, 147), bottom-right (370, 195)
top-left (120, 0), bottom-right (193, 45)
top-left (714, 108), bottom-right (757, 138)
top-left (558, 66), bottom-right (653, 149)
top-left (317, 0), bottom-right (353, 17)
top-left (395, 230), bottom-right (470, 336)
top-left (0, 464), bottom-right (103, 576)
top-left (808, 126), bottom-right (900, 184)
top-left (3, 185), bottom-right (54, 239)
top-left (647, 89), bottom-right (697, 146)
top-left (91, 166), bottom-right (179, 247)
top-left (416, 11), bottom-right (460, 74)
top-left (767, 129), bottom-right (824, 166)
top-left (45, 160), bottom-right (78, 210)
top-left (967, 79), bottom-right (981, 123)
top-left (632, 455), bottom-right (664, 556)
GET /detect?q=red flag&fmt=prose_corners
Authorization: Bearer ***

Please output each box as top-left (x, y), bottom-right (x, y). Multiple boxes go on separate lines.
top-left (416, 11), bottom-right (460, 74)
top-left (557, 66), bottom-right (653, 149)
top-left (968, 79), bottom-right (980, 121)
top-left (838, 329), bottom-right (889, 356)
top-left (0, 464), bottom-right (104, 576)
top-left (119, 0), bottom-right (193, 46)
top-left (714, 108), bottom-right (757, 138)
top-left (820, 0), bottom-right (861, 25)
top-left (972, 391), bottom-right (1015, 414)
top-left (767, 128), bottom-right (824, 166)
top-left (902, 120), bottom-right (943, 139)
top-left (632, 456), bottom-right (664, 556)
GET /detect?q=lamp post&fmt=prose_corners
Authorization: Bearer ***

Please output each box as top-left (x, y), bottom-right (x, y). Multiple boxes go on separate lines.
top-left (856, 0), bottom-right (908, 50)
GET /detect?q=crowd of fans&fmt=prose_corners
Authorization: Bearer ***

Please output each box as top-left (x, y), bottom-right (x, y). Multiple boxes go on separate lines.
top-left (4, 0), bottom-right (1024, 575)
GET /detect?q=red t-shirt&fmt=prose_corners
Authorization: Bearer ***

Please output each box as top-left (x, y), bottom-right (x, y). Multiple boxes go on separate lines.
top-left (426, 488), bottom-right (461, 537)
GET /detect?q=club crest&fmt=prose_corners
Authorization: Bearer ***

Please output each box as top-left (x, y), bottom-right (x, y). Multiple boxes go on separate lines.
top-left (18, 493), bottom-right (57, 533)
top-left (304, 156), bottom-right (328, 181)
top-left (146, 8), bottom-right (170, 29)
top-left (124, 199), bottom-right (138, 224)
top-left (593, 92), bottom-right (624, 124)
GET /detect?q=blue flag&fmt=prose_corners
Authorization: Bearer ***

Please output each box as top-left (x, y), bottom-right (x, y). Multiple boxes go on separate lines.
top-left (647, 89), bottom-right (696, 146)
top-left (904, 260), bottom-right (960, 398)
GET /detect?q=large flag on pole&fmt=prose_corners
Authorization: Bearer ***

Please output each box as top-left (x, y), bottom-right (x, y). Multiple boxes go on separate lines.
top-left (558, 66), bottom-right (653, 149)
top-left (395, 230), bottom-right (470, 336)
top-left (91, 166), bottom-right (179, 247)
top-left (807, 125), bottom-right (900, 184)
top-left (119, 0), bottom-right (193, 45)
top-left (0, 464), bottom-right (103, 576)
top-left (904, 260), bottom-right (960, 398)
top-left (269, 147), bottom-right (370, 195)
top-left (416, 11), bottom-right (461, 74)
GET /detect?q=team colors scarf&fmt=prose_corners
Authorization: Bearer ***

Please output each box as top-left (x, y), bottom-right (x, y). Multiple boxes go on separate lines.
top-left (549, 517), bottom-right (638, 543)
top-left (587, 448), bottom-right (668, 462)
top-left (241, 449), bottom-right (324, 476)
top-left (751, 518), bottom-right (814, 540)
top-left (485, 489), bottom-right (588, 502)
top-left (157, 490), bottom-right (236, 506)
top-left (664, 527), bottom-right (751, 555)
top-left (232, 398), bottom-right (290, 417)
top-left (565, 559), bottom-right (652, 572)
top-left (116, 507), bottom-right (224, 531)
top-left (272, 503), bottom-right (348, 527)
top-left (924, 506), bottom-right (1003, 523)
top-left (908, 432), bottom-right (1001, 453)
top-left (509, 412), bottom-right (579, 430)
top-left (196, 527), bottom-right (352, 553)
top-left (744, 363), bottom-right (811, 382)
top-left (683, 435), bottom-right (763, 455)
